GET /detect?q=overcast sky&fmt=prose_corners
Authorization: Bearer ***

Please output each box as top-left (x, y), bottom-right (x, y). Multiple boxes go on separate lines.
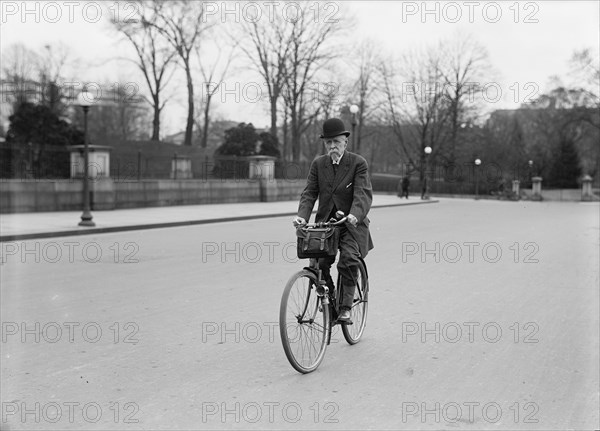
top-left (2, 1), bottom-right (599, 136)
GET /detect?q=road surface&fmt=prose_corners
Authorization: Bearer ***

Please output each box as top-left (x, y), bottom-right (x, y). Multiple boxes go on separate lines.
top-left (1, 199), bottom-right (599, 430)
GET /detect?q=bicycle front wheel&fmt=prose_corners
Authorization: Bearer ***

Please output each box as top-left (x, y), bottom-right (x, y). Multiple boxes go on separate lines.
top-left (342, 261), bottom-right (369, 345)
top-left (279, 270), bottom-right (330, 373)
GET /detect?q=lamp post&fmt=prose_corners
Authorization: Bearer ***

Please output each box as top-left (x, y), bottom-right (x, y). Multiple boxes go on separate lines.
top-left (422, 146), bottom-right (432, 199)
top-left (77, 91), bottom-right (95, 227)
top-left (474, 158), bottom-right (481, 199)
top-left (528, 160), bottom-right (533, 188)
top-left (27, 141), bottom-right (33, 178)
top-left (349, 104), bottom-right (359, 151)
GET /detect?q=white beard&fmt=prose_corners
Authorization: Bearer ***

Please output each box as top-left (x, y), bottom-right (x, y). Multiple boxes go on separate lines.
top-left (329, 150), bottom-right (343, 164)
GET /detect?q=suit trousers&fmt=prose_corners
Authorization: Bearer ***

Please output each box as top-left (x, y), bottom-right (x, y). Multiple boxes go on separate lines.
top-left (318, 225), bottom-right (360, 310)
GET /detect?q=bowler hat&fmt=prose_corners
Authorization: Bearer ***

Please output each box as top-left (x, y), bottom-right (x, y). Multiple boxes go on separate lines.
top-left (320, 118), bottom-right (350, 139)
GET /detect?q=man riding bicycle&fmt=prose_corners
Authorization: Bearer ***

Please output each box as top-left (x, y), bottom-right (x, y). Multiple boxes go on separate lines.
top-left (293, 118), bottom-right (374, 322)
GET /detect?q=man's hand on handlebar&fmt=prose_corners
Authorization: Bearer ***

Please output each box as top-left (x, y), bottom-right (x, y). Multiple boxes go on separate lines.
top-left (292, 216), bottom-right (307, 227)
top-left (347, 214), bottom-right (358, 227)
top-left (335, 210), bottom-right (357, 226)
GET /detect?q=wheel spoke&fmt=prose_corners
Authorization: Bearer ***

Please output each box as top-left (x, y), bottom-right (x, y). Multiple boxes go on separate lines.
top-left (280, 272), bottom-right (328, 373)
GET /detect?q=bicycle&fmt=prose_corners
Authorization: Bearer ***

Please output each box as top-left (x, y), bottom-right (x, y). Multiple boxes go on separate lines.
top-left (279, 215), bottom-right (369, 374)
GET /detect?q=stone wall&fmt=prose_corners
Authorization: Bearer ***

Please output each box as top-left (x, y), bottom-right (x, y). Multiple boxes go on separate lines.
top-left (0, 179), bottom-right (307, 213)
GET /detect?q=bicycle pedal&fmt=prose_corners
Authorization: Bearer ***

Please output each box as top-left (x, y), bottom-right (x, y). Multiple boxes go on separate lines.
top-left (336, 318), bottom-right (353, 325)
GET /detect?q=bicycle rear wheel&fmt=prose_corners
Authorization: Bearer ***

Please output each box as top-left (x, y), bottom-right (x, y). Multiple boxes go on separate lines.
top-left (279, 270), bottom-right (330, 373)
top-left (342, 262), bottom-right (368, 344)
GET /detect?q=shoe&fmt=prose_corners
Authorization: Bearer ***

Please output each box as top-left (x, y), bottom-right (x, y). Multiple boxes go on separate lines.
top-left (337, 308), bottom-right (351, 322)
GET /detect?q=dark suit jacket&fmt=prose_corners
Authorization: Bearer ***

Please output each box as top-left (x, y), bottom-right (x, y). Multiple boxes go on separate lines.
top-left (298, 151), bottom-right (374, 257)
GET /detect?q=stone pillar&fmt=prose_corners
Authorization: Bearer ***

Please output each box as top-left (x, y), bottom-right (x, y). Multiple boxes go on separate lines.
top-left (171, 155), bottom-right (192, 179)
top-left (511, 180), bottom-right (520, 200)
top-left (69, 145), bottom-right (111, 179)
top-left (531, 176), bottom-right (543, 201)
top-left (248, 156), bottom-right (276, 181)
top-left (581, 175), bottom-right (593, 201)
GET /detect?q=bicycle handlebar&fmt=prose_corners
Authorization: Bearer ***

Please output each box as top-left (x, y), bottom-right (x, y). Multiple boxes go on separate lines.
top-left (294, 211), bottom-right (348, 229)
top-left (302, 216), bottom-right (347, 228)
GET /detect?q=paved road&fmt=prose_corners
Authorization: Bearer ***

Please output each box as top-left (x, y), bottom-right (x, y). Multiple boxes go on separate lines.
top-left (1, 199), bottom-right (599, 430)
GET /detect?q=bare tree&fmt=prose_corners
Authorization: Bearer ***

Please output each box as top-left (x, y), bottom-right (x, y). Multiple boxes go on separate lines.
top-left (298, 80), bottom-right (341, 161)
top-left (1, 43), bottom-right (42, 111)
top-left (438, 34), bottom-right (492, 165)
top-left (195, 38), bottom-right (237, 148)
top-left (149, 0), bottom-right (214, 146)
top-left (570, 48), bottom-right (600, 93)
top-left (112, 82), bottom-right (152, 141)
top-left (569, 47), bottom-right (600, 129)
top-left (348, 39), bottom-right (381, 154)
top-left (1, 42), bottom-right (74, 120)
top-left (238, 2), bottom-right (347, 160)
top-left (70, 82), bottom-right (151, 143)
top-left (37, 42), bottom-right (71, 114)
top-left (112, 1), bottom-right (177, 141)
top-left (523, 87), bottom-right (600, 180)
top-left (379, 46), bottom-right (452, 181)
top-left (377, 34), bottom-right (494, 183)
top-left (379, 60), bottom-right (412, 165)
top-left (238, 10), bottom-right (292, 139)
top-left (281, 6), bottom-right (345, 162)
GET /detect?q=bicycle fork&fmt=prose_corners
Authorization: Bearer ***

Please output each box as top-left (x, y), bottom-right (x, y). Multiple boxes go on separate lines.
top-left (314, 274), bottom-right (335, 346)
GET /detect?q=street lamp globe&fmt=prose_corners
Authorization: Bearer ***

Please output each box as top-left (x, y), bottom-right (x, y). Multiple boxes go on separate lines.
top-left (77, 91), bottom-right (96, 107)
top-left (475, 158), bottom-right (481, 166)
top-left (424, 146), bottom-right (432, 154)
top-left (349, 104), bottom-right (359, 150)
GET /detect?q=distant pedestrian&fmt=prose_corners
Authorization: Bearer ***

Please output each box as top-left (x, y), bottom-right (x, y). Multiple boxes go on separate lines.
top-left (496, 179), bottom-right (506, 199)
top-left (400, 175), bottom-right (410, 199)
top-left (421, 176), bottom-right (428, 199)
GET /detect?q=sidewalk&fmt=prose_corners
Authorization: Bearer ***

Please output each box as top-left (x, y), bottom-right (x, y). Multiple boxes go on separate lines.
top-left (0, 194), bottom-right (438, 241)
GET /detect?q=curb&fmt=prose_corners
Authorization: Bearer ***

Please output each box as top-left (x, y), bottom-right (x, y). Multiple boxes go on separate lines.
top-left (0, 199), bottom-right (438, 242)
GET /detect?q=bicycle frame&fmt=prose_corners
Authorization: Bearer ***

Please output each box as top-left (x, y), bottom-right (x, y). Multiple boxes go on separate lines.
top-left (280, 214), bottom-right (369, 373)
top-left (304, 255), bottom-right (367, 346)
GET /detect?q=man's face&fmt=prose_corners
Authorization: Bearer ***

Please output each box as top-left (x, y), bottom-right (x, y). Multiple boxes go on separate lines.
top-left (323, 136), bottom-right (348, 161)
